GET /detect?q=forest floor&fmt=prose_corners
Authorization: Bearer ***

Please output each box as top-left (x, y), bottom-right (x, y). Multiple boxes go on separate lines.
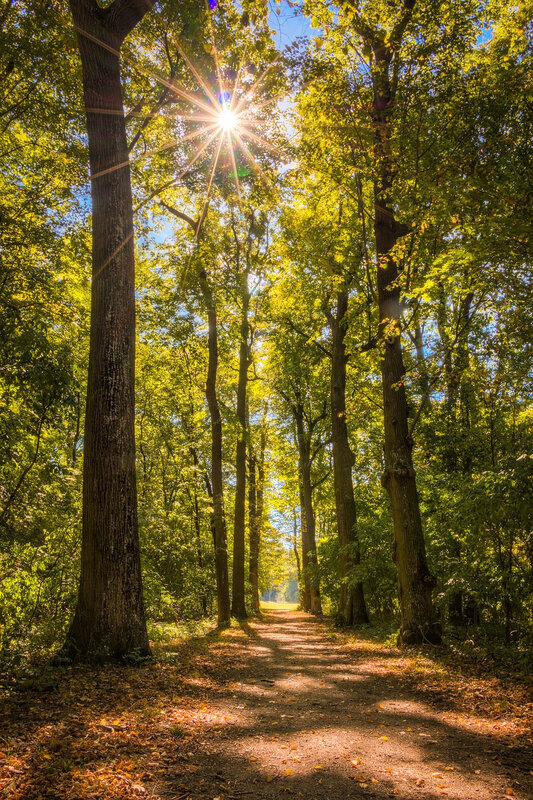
top-left (1, 610), bottom-right (532, 800)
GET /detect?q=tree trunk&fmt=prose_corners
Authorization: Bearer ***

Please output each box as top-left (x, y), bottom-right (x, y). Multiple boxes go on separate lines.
top-left (248, 426), bottom-right (266, 614)
top-left (248, 447), bottom-right (260, 613)
top-left (329, 288), bottom-right (369, 626)
top-left (231, 270), bottom-right (249, 619)
top-left (298, 478), bottom-right (312, 611)
top-left (63, 0), bottom-right (153, 661)
top-left (188, 448), bottom-right (209, 617)
top-left (371, 44), bottom-right (440, 645)
top-left (200, 271), bottom-right (231, 626)
top-left (294, 412), bottom-right (322, 615)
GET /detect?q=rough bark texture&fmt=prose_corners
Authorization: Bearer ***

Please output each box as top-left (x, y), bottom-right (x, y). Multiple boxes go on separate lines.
top-left (231, 270), bottom-right (249, 619)
top-left (294, 411), bottom-right (322, 615)
top-left (329, 288), bottom-right (369, 626)
top-left (201, 271), bottom-right (231, 626)
top-left (370, 33), bottom-right (441, 645)
top-left (64, 0), bottom-right (153, 661)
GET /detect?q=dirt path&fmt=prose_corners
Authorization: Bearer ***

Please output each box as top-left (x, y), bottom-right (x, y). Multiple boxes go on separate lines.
top-left (1, 610), bottom-right (532, 799)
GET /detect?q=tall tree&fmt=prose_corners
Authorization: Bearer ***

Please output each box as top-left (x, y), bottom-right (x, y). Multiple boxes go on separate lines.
top-left (162, 205), bottom-right (232, 626)
top-left (231, 213), bottom-right (253, 619)
top-left (345, 0), bottom-right (441, 643)
top-left (64, 0), bottom-right (153, 660)
top-left (327, 275), bottom-right (369, 625)
top-left (294, 399), bottom-right (324, 615)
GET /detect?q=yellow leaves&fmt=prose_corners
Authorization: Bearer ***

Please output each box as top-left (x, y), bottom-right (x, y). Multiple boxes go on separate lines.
top-left (379, 735), bottom-right (389, 741)
top-left (248, 757), bottom-right (258, 762)
top-left (266, 775), bottom-right (273, 782)
top-left (284, 768), bottom-right (292, 776)
top-left (314, 764), bottom-right (323, 770)
top-left (351, 757), bottom-right (362, 766)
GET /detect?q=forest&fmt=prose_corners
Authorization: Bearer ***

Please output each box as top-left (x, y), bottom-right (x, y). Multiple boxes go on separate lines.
top-left (0, 0), bottom-right (532, 795)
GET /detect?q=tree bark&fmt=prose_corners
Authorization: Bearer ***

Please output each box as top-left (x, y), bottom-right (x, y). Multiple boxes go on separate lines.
top-left (329, 287), bottom-right (369, 626)
top-left (63, 0), bottom-right (153, 661)
top-left (200, 270), bottom-right (231, 626)
top-left (370, 39), bottom-right (441, 645)
top-left (294, 411), bottom-right (322, 615)
top-left (248, 447), bottom-right (260, 613)
top-left (231, 268), bottom-right (249, 619)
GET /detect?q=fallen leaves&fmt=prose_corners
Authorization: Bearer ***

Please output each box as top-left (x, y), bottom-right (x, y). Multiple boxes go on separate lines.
top-left (1, 614), bottom-right (531, 800)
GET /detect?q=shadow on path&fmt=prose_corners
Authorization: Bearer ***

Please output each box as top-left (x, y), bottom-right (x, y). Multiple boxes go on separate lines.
top-left (1, 610), bottom-right (531, 800)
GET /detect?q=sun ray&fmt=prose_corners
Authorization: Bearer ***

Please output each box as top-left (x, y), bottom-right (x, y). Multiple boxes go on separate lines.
top-left (76, 19), bottom-right (286, 239)
top-left (178, 130), bottom-right (225, 293)
top-left (238, 124), bottom-right (286, 159)
top-left (226, 131), bottom-right (243, 209)
top-left (135, 127), bottom-right (221, 213)
top-left (233, 131), bottom-right (276, 192)
top-left (205, 0), bottom-right (229, 111)
top-left (91, 124), bottom-right (219, 181)
top-left (173, 38), bottom-right (220, 108)
top-left (74, 24), bottom-right (215, 116)
top-left (228, 45), bottom-right (249, 113)
top-left (93, 230), bottom-right (134, 282)
top-left (233, 54), bottom-right (282, 115)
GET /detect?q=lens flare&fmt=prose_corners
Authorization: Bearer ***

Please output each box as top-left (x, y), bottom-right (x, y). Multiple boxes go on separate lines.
top-left (218, 107), bottom-right (238, 132)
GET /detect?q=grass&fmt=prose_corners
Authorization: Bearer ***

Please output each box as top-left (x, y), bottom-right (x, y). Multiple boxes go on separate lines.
top-left (260, 601), bottom-right (299, 611)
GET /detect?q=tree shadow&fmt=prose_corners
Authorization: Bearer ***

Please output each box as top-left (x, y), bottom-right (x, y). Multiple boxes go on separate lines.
top-left (1, 610), bottom-right (531, 799)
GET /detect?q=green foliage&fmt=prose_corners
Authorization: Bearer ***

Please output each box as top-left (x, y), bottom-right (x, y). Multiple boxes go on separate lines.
top-left (1, 0), bottom-right (532, 669)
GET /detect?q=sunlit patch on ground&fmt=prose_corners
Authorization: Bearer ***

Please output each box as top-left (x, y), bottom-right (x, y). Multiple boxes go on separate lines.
top-left (0, 611), bottom-right (531, 800)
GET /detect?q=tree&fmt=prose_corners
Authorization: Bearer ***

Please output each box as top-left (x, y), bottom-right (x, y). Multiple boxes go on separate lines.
top-left (328, 271), bottom-right (369, 625)
top-left (63, 0), bottom-right (154, 660)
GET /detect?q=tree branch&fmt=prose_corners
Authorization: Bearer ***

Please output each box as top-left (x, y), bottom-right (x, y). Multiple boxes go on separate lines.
top-left (108, 0), bottom-right (156, 42)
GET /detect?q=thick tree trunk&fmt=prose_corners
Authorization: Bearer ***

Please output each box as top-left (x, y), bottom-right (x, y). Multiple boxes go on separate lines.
top-left (63, 0), bottom-right (152, 661)
top-left (231, 271), bottom-right (249, 619)
top-left (295, 413), bottom-right (322, 615)
top-left (371, 45), bottom-right (440, 645)
top-left (201, 273), bottom-right (231, 626)
top-left (329, 289), bottom-right (369, 626)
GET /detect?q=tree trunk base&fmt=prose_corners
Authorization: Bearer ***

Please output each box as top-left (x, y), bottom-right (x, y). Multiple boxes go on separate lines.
top-left (398, 621), bottom-right (443, 646)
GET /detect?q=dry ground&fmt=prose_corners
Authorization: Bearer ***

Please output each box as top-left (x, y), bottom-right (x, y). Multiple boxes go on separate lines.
top-left (1, 610), bottom-right (532, 799)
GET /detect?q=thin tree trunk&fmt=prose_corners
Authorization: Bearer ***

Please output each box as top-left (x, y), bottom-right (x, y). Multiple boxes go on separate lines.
top-left (200, 270), bottom-right (231, 626)
top-left (231, 269), bottom-right (249, 619)
top-left (248, 447), bottom-right (260, 613)
top-left (298, 476), bottom-right (312, 611)
top-left (292, 511), bottom-right (302, 600)
top-left (63, 0), bottom-right (152, 661)
top-left (256, 426), bottom-right (266, 603)
top-left (329, 288), bottom-right (369, 626)
top-left (188, 448), bottom-right (209, 617)
top-left (295, 412), bottom-right (322, 615)
top-left (370, 40), bottom-right (440, 645)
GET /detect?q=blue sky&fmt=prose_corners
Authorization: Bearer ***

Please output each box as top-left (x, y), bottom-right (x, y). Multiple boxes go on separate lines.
top-left (268, 1), bottom-right (316, 50)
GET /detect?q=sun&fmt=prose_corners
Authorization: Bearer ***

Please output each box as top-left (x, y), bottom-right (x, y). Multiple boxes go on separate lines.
top-left (217, 106), bottom-right (238, 132)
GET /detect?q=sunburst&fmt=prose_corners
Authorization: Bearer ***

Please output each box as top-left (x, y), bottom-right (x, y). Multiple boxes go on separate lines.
top-left (75, 6), bottom-right (289, 247)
